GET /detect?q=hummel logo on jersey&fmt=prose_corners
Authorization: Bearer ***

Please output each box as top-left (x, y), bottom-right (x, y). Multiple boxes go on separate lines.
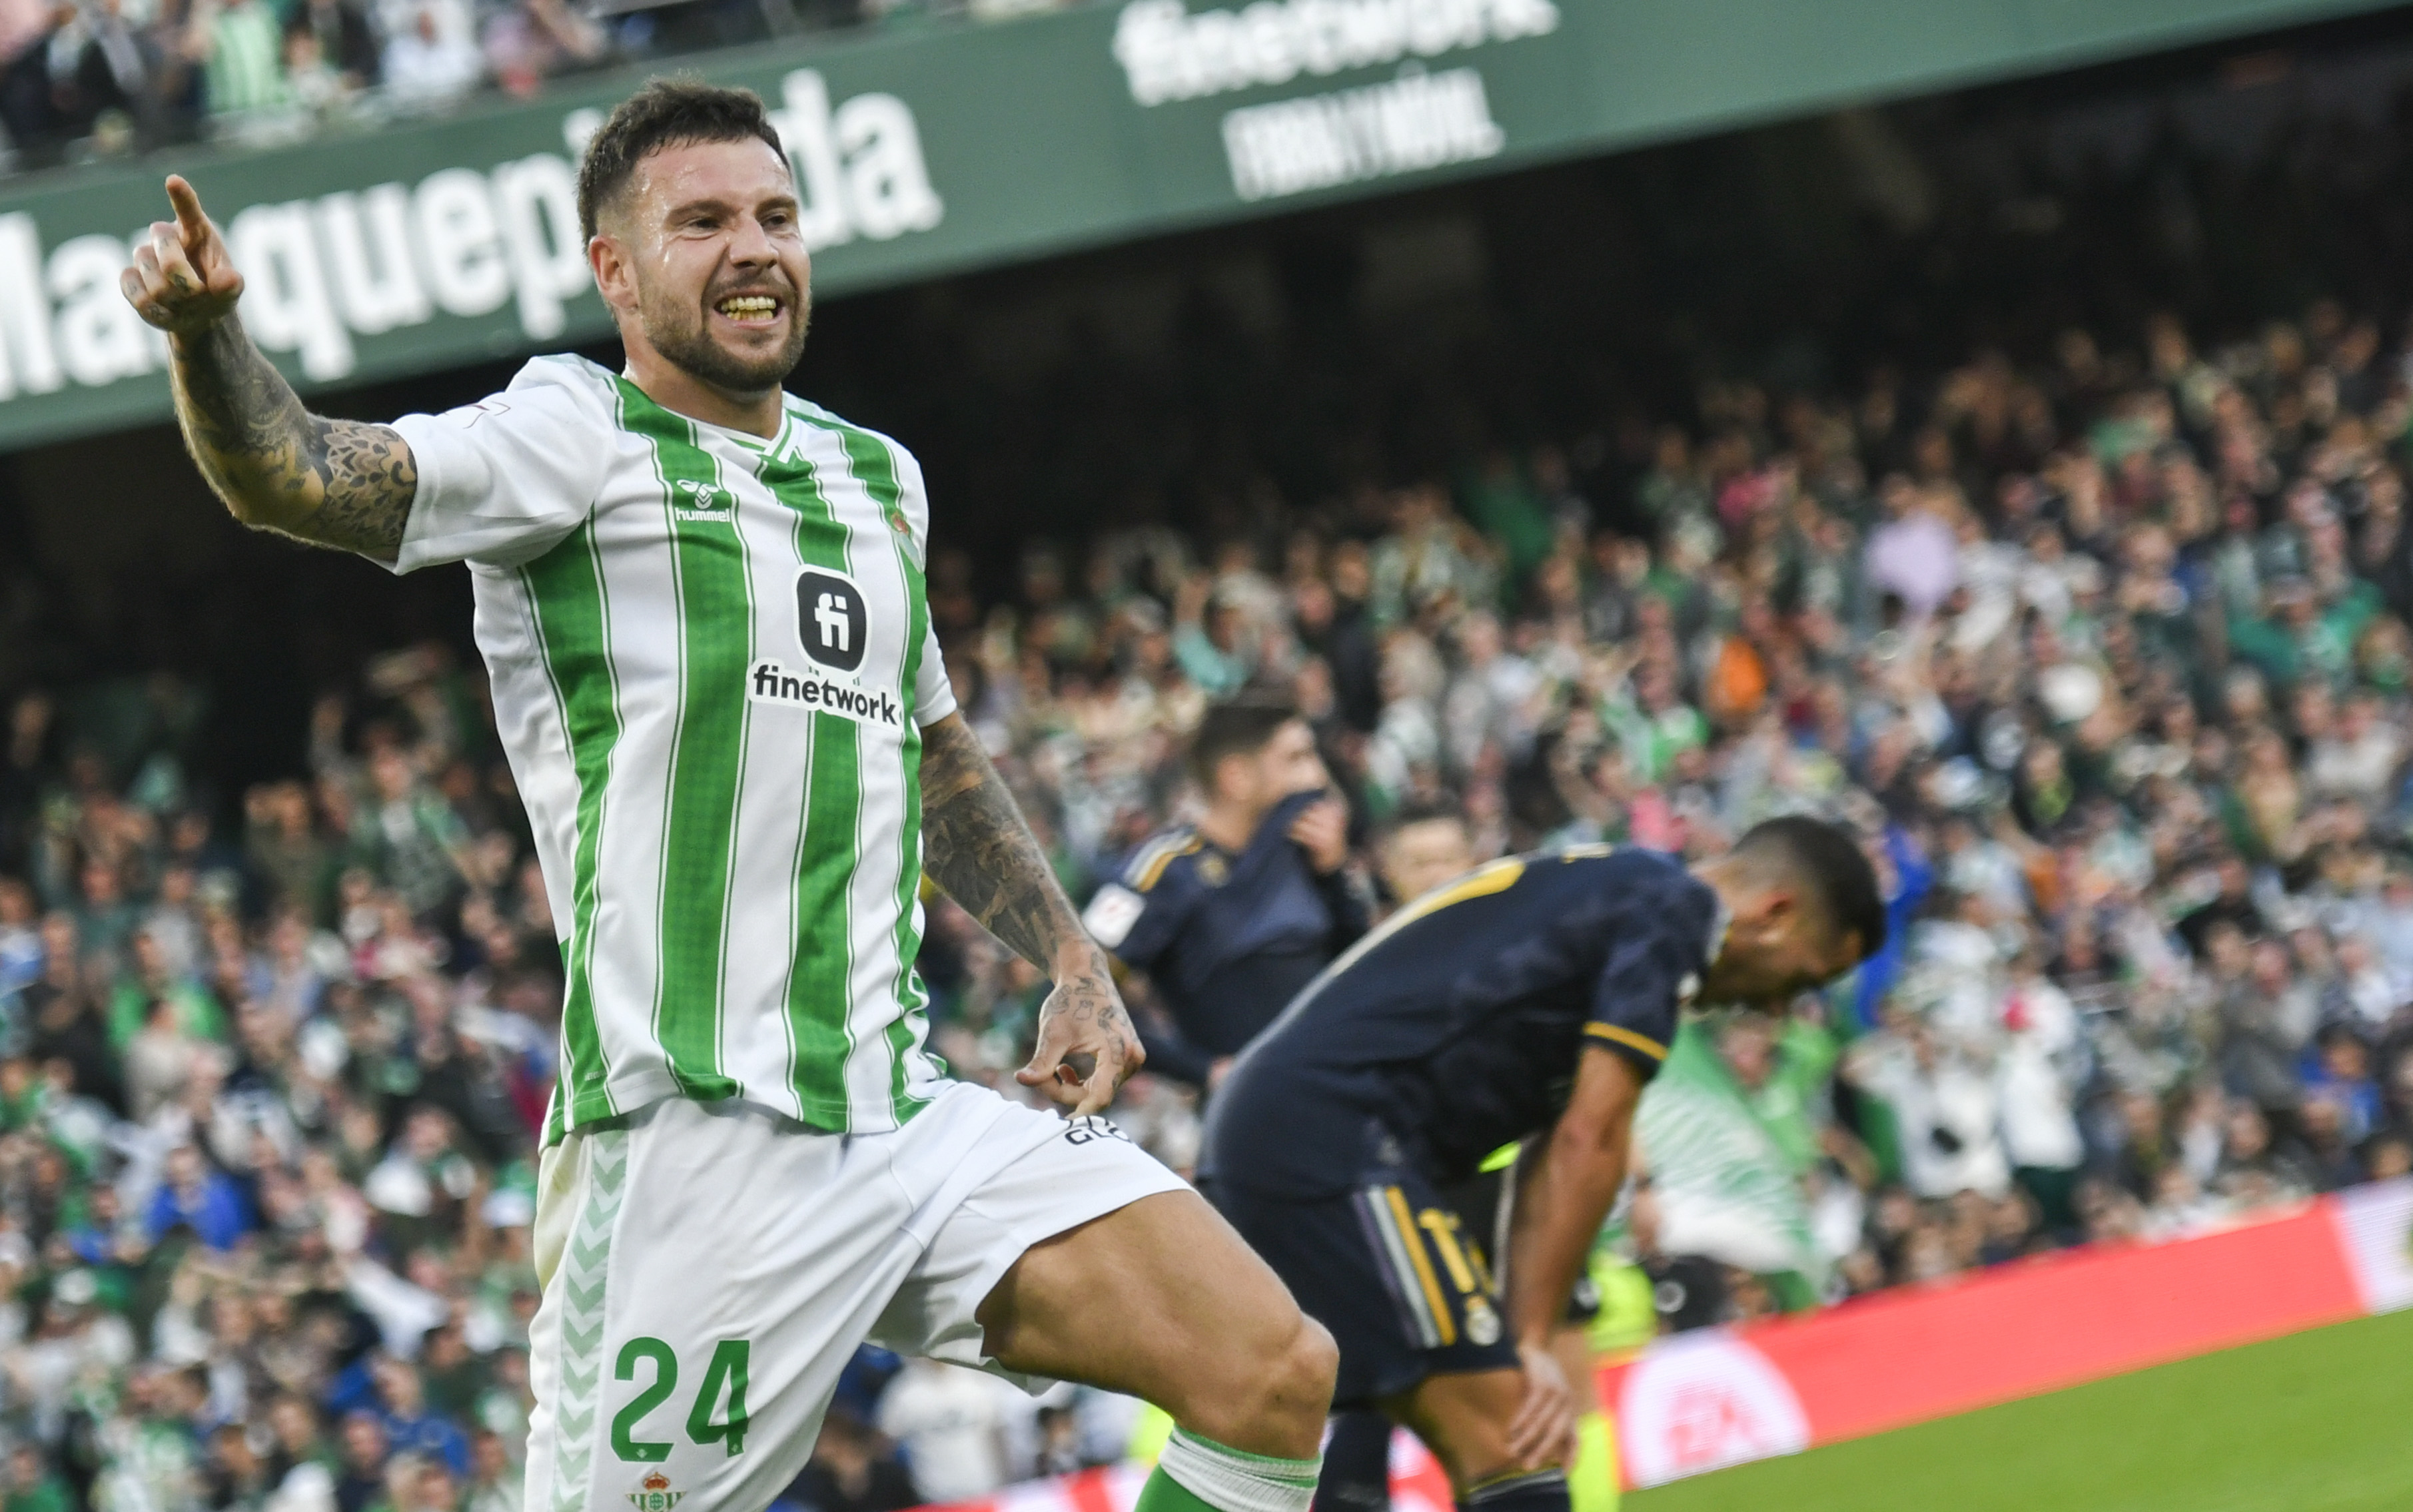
top-left (794, 568), bottom-right (868, 673)
top-left (674, 479), bottom-right (736, 521)
top-left (748, 660), bottom-right (899, 726)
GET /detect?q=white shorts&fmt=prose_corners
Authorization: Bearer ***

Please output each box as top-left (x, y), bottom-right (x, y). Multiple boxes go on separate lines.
top-left (523, 1080), bottom-right (1188, 1512)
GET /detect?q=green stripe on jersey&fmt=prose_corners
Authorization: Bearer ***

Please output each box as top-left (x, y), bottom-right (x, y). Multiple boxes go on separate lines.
top-left (757, 433), bottom-right (863, 1127)
top-left (521, 518), bottom-right (622, 1126)
top-left (620, 381), bottom-right (744, 1103)
top-left (809, 416), bottom-right (937, 1124)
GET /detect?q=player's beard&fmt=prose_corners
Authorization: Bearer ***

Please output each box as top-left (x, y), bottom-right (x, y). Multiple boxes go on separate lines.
top-left (640, 276), bottom-right (811, 394)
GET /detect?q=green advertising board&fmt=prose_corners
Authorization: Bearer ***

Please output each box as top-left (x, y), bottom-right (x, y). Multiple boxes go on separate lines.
top-left (0, 0), bottom-right (2390, 452)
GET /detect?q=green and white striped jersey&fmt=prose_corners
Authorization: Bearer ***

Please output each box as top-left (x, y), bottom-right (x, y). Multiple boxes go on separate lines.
top-left (390, 355), bottom-right (957, 1141)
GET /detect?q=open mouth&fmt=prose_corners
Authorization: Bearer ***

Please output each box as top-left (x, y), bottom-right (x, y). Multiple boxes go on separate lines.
top-left (714, 294), bottom-right (783, 326)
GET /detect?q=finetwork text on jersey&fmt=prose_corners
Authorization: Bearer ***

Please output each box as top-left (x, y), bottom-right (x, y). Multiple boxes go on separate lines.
top-left (748, 660), bottom-right (901, 725)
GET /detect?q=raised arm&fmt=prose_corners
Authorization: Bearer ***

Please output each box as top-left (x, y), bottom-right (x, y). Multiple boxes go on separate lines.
top-left (122, 176), bottom-right (418, 564)
top-left (917, 711), bottom-right (1143, 1114)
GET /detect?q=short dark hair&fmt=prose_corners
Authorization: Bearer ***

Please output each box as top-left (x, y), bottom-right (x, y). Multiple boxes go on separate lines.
top-left (1188, 693), bottom-right (1302, 789)
top-left (1731, 815), bottom-right (1887, 959)
top-left (576, 77), bottom-right (786, 242)
top-left (1386, 796), bottom-right (1469, 835)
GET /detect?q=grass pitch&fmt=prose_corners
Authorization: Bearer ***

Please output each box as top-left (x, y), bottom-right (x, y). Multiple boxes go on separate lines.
top-left (1630, 1308), bottom-right (2413, 1512)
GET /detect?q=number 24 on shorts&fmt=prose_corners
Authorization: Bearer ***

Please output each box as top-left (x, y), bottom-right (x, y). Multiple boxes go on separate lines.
top-left (612, 1338), bottom-right (750, 1461)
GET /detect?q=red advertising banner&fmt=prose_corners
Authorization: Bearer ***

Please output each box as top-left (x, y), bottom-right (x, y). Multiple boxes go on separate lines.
top-left (1604, 1178), bottom-right (2413, 1487)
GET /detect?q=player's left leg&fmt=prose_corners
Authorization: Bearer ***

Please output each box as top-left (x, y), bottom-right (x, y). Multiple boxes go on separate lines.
top-left (873, 1107), bottom-right (1334, 1512)
top-left (972, 1188), bottom-right (1336, 1458)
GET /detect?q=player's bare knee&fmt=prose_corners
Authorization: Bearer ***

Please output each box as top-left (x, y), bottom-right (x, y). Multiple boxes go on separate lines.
top-left (1293, 1316), bottom-right (1340, 1401)
top-left (1392, 1371), bottom-right (1524, 1491)
top-left (1248, 1312), bottom-right (1340, 1443)
top-left (1266, 1314), bottom-right (1339, 1416)
top-left (1174, 1308), bottom-right (1335, 1455)
top-left (1419, 1411), bottom-right (1517, 1491)
top-left (1438, 1428), bottom-right (1519, 1491)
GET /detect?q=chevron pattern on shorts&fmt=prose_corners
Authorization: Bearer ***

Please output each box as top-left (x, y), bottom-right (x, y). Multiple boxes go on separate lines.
top-left (550, 1128), bottom-right (628, 1512)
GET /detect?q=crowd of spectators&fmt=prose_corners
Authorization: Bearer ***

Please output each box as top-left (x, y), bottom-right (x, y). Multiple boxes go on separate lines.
top-left (0, 0), bottom-right (610, 169)
top-left (0, 0), bottom-right (1069, 171)
top-left (11, 245), bottom-right (2413, 1507)
top-left (920, 298), bottom-right (2413, 1324)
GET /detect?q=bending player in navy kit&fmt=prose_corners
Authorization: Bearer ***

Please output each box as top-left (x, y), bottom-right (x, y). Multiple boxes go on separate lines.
top-left (1201, 819), bottom-right (1883, 1512)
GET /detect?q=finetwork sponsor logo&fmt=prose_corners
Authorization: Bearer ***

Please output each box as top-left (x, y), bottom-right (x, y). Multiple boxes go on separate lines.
top-left (748, 659), bottom-right (899, 727)
top-left (794, 567), bottom-right (869, 673)
top-left (1113, 0), bottom-right (1556, 106)
top-left (1222, 65), bottom-right (1502, 202)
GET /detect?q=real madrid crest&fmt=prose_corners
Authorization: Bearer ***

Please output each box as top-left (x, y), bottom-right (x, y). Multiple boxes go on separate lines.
top-left (1464, 1296), bottom-right (1503, 1347)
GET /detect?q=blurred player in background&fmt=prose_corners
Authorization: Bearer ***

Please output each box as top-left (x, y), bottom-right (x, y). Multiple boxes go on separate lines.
top-left (1083, 694), bottom-right (1366, 1090)
top-left (125, 77), bottom-right (1336, 1512)
top-left (1374, 801), bottom-right (1479, 919)
top-left (1203, 820), bottom-right (1881, 1512)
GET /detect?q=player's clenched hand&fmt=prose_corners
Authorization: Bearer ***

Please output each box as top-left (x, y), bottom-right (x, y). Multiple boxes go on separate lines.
top-left (121, 175), bottom-right (243, 334)
top-left (1017, 953), bottom-right (1144, 1116)
top-left (1506, 1341), bottom-right (1578, 1471)
top-left (1287, 796), bottom-right (1349, 875)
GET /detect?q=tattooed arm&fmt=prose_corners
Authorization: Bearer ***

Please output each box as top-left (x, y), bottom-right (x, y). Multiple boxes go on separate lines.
top-left (124, 176), bottom-right (417, 564)
top-left (919, 711), bottom-right (1143, 1114)
top-left (167, 318), bottom-right (417, 562)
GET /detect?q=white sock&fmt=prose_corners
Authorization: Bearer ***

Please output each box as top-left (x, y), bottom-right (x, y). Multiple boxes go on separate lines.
top-left (1158, 1428), bottom-right (1322, 1512)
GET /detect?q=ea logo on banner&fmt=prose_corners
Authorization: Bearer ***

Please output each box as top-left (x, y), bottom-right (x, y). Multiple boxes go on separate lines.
top-left (795, 569), bottom-right (868, 673)
top-left (1618, 1330), bottom-right (1809, 1487)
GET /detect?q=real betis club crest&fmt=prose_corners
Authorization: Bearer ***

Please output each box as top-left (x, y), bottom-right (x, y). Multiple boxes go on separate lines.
top-left (628, 1471), bottom-right (683, 1510)
top-left (674, 480), bottom-right (737, 522)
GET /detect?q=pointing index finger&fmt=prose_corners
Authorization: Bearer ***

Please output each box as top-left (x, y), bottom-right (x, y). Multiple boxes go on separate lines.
top-left (164, 175), bottom-right (210, 248)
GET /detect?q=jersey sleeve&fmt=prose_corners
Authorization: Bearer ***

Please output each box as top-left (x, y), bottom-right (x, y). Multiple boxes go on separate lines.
top-left (387, 358), bottom-right (616, 574)
top-left (1081, 843), bottom-right (1197, 968)
top-left (1585, 891), bottom-right (1714, 1080)
top-left (883, 435), bottom-right (959, 728)
top-left (913, 619), bottom-right (957, 727)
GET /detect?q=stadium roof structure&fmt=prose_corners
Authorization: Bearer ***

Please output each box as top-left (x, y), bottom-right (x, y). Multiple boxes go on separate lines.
top-left (0, 0), bottom-right (2394, 453)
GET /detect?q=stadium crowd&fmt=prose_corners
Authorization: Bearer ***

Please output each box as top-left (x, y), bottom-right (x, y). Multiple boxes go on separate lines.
top-left (0, 0), bottom-right (1055, 171)
top-left (10, 266), bottom-right (2413, 1504)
